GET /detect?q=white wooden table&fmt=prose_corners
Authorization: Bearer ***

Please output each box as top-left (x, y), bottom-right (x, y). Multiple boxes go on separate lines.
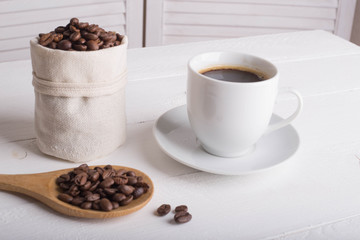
top-left (1, 30), bottom-right (360, 239)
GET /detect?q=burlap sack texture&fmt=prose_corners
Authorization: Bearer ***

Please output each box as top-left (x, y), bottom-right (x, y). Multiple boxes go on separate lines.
top-left (30, 36), bottom-right (128, 162)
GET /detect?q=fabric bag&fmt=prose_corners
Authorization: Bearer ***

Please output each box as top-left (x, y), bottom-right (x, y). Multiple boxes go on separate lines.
top-left (30, 36), bottom-right (128, 162)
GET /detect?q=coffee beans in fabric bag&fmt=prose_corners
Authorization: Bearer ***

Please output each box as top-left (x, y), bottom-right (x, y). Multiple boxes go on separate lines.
top-left (56, 164), bottom-right (150, 212)
top-left (38, 18), bottom-right (124, 51)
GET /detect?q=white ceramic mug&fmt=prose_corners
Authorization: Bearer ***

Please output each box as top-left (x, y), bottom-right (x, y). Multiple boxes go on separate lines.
top-left (187, 52), bottom-right (303, 157)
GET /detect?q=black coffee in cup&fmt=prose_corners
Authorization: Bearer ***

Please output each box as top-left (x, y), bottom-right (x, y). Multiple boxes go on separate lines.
top-left (200, 66), bottom-right (267, 83)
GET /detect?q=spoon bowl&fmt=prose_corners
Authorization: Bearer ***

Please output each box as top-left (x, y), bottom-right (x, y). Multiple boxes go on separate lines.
top-left (0, 165), bottom-right (154, 218)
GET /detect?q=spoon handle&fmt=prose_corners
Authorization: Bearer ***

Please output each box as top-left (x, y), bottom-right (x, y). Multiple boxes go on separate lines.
top-left (0, 173), bottom-right (51, 197)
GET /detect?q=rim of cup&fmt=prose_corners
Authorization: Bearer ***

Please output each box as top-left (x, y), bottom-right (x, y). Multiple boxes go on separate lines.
top-left (188, 51), bottom-right (278, 85)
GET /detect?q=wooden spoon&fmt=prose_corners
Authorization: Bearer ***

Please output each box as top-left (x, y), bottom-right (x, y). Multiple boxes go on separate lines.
top-left (0, 165), bottom-right (154, 218)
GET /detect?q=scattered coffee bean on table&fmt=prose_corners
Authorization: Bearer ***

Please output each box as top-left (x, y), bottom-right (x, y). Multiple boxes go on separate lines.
top-left (56, 164), bottom-right (150, 212)
top-left (175, 205), bottom-right (188, 213)
top-left (156, 204), bottom-right (192, 224)
top-left (38, 18), bottom-right (124, 51)
top-left (174, 211), bottom-right (192, 223)
top-left (174, 205), bottom-right (192, 223)
top-left (157, 204), bottom-right (171, 216)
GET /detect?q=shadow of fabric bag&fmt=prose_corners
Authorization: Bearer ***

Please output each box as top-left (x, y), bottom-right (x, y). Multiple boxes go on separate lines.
top-left (30, 36), bottom-right (128, 162)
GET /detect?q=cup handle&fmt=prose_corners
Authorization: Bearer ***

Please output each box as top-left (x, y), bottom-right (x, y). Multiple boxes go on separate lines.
top-left (265, 88), bottom-right (303, 135)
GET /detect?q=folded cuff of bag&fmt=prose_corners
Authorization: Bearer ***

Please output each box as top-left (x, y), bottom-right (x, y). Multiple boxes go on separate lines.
top-left (32, 71), bottom-right (127, 97)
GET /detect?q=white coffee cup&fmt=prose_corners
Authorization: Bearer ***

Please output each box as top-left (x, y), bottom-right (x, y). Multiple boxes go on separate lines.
top-left (187, 52), bottom-right (302, 158)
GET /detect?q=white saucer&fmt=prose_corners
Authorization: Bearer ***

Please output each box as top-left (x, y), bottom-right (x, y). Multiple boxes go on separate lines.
top-left (153, 105), bottom-right (300, 175)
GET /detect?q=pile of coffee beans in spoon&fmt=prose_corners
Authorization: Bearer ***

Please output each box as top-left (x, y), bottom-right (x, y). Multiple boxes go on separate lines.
top-left (38, 18), bottom-right (124, 51)
top-left (56, 164), bottom-right (150, 211)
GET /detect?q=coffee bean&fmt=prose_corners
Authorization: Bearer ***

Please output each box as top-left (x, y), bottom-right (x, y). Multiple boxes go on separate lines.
top-left (97, 27), bottom-right (106, 33)
top-left (72, 44), bottom-right (87, 51)
top-left (85, 193), bottom-right (100, 202)
top-left (55, 26), bottom-right (66, 33)
top-left (92, 199), bottom-right (101, 210)
top-left (113, 175), bottom-right (128, 185)
top-left (68, 184), bottom-right (80, 197)
top-left (69, 32), bottom-right (81, 42)
top-left (81, 191), bottom-right (93, 198)
top-left (112, 193), bottom-right (126, 202)
top-left (99, 177), bottom-right (114, 188)
top-left (71, 196), bottom-right (85, 206)
top-left (106, 32), bottom-right (117, 43)
top-left (104, 188), bottom-right (117, 195)
top-left (100, 43), bottom-right (111, 49)
top-left (100, 198), bottom-right (113, 211)
top-left (84, 33), bottom-right (98, 40)
top-left (80, 181), bottom-right (91, 191)
top-left (39, 33), bottom-right (54, 46)
top-left (100, 32), bottom-right (112, 42)
top-left (70, 17), bottom-right (79, 26)
top-left (60, 174), bottom-right (71, 181)
top-left (88, 180), bottom-right (100, 192)
top-left (126, 171), bottom-right (136, 177)
top-left (87, 169), bottom-right (96, 175)
top-left (89, 171), bottom-right (100, 182)
top-left (116, 169), bottom-right (127, 176)
top-left (52, 33), bottom-right (63, 43)
top-left (80, 201), bottom-right (92, 209)
top-left (119, 195), bottom-right (133, 206)
top-left (69, 25), bottom-right (79, 33)
top-left (75, 164), bottom-right (89, 172)
top-left (74, 172), bottom-right (88, 186)
top-left (62, 30), bottom-right (71, 38)
top-left (86, 40), bottom-right (99, 51)
top-left (134, 182), bottom-right (150, 193)
top-left (127, 176), bottom-right (137, 185)
top-left (174, 211), bottom-right (192, 223)
top-left (157, 204), bottom-right (171, 216)
top-left (95, 167), bottom-right (104, 175)
top-left (58, 193), bottom-right (73, 203)
top-left (58, 40), bottom-right (72, 50)
top-left (101, 169), bottom-right (113, 179)
top-left (87, 24), bottom-right (99, 33)
top-left (56, 177), bottom-right (66, 185)
top-left (96, 188), bottom-right (107, 198)
top-left (73, 168), bottom-right (86, 175)
top-left (106, 41), bottom-right (115, 48)
top-left (38, 33), bottom-right (45, 40)
top-left (132, 187), bottom-right (144, 199)
top-left (78, 22), bottom-right (88, 29)
top-left (76, 38), bottom-right (86, 45)
top-left (94, 30), bottom-right (102, 37)
top-left (119, 185), bottom-right (135, 195)
top-left (104, 165), bottom-right (113, 170)
top-left (59, 182), bottom-right (71, 190)
top-left (112, 201), bottom-right (120, 209)
top-left (68, 171), bottom-right (76, 179)
top-left (175, 205), bottom-right (188, 212)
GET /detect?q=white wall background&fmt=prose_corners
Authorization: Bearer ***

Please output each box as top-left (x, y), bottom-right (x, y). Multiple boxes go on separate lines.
top-left (0, 0), bottom-right (358, 63)
top-left (145, 0), bottom-right (356, 47)
top-left (0, 0), bottom-right (143, 62)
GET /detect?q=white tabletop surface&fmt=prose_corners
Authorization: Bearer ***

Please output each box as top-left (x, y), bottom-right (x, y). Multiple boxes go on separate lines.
top-left (1, 30), bottom-right (360, 239)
